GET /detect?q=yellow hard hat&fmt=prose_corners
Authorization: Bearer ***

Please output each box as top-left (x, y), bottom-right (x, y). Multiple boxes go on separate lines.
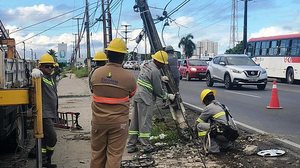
top-left (39, 53), bottom-right (55, 64)
top-left (151, 50), bottom-right (168, 64)
top-left (200, 89), bottom-right (216, 102)
top-left (106, 38), bottom-right (127, 53)
top-left (93, 51), bottom-right (108, 61)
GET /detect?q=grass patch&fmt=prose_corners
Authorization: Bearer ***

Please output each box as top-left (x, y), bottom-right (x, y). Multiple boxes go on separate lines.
top-left (72, 67), bottom-right (89, 78)
top-left (151, 121), bottom-right (179, 144)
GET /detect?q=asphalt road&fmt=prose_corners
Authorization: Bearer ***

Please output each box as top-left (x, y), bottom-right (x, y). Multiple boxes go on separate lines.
top-left (178, 78), bottom-right (300, 145)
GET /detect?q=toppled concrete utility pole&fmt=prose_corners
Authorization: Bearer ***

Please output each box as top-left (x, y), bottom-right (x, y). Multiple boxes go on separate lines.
top-left (134, 0), bottom-right (190, 139)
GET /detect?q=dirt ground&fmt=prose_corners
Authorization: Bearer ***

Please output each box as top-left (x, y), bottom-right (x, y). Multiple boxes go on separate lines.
top-left (1, 74), bottom-right (299, 168)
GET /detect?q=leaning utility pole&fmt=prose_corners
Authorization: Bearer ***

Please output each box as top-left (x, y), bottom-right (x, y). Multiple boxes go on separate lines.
top-left (102, 0), bottom-right (112, 48)
top-left (134, 0), bottom-right (190, 138)
top-left (85, 0), bottom-right (91, 72)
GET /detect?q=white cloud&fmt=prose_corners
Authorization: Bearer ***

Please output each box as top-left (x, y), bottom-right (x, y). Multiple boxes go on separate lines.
top-left (250, 26), bottom-right (299, 38)
top-left (6, 4), bottom-right (56, 23)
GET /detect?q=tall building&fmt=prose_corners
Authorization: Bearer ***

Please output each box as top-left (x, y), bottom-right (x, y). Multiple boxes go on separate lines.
top-left (58, 42), bottom-right (67, 63)
top-left (196, 40), bottom-right (218, 57)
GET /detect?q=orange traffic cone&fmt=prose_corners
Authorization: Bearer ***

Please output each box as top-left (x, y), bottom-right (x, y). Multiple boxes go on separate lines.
top-left (267, 80), bottom-right (282, 109)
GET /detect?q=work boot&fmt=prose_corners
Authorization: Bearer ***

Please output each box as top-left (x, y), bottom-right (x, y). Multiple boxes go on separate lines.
top-left (127, 146), bottom-right (138, 153)
top-left (45, 149), bottom-right (57, 168)
top-left (140, 145), bottom-right (156, 154)
top-left (28, 146), bottom-right (36, 158)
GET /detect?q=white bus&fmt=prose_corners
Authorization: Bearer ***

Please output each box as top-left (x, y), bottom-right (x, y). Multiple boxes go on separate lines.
top-left (247, 33), bottom-right (300, 84)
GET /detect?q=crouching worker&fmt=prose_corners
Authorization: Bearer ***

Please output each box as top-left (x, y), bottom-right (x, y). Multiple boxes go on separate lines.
top-left (196, 89), bottom-right (239, 154)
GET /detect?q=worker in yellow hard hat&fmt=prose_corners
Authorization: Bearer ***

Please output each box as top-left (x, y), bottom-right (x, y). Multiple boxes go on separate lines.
top-left (30, 53), bottom-right (58, 167)
top-left (89, 51), bottom-right (108, 92)
top-left (195, 89), bottom-right (239, 154)
top-left (90, 38), bottom-right (137, 168)
top-left (127, 50), bottom-right (175, 154)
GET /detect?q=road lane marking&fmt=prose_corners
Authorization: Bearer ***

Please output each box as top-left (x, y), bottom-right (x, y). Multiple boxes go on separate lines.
top-left (183, 102), bottom-right (300, 150)
top-left (224, 90), bottom-right (261, 98)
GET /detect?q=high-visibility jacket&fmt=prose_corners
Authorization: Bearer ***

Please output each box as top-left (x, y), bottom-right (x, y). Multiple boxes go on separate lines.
top-left (196, 100), bottom-right (237, 137)
top-left (41, 75), bottom-right (58, 119)
top-left (91, 62), bottom-right (137, 124)
top-left (134, 62), bottom-right (167, 105)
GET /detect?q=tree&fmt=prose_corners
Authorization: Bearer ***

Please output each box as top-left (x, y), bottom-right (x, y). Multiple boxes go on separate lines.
top-left (225, 41), bottom-right (244, 54)
top-left (178, 33), bottom-right (196, 58)
top-left (47, 49), bottom-right (57, 62)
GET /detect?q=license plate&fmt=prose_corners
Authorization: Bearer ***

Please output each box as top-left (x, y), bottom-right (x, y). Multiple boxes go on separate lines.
top-left (249, 78), bottom-right (258, 82)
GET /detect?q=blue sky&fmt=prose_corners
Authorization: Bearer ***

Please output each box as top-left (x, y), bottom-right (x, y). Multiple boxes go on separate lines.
top-left (1, 0), bottom-right (299, 60)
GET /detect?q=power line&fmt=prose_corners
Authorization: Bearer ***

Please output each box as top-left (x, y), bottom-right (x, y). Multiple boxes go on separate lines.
top-left (10, 1), bottom-right (99, 34)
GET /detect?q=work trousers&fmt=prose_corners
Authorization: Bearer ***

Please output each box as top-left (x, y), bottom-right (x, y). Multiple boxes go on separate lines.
top-left (128, 100), bottom-right (153, 147)
top-left (42, 118), bottom-right (57, 150)
top-left (197, 123), bottom-right (230, 153)
top-left (90, 122), bottom-right (128, 168)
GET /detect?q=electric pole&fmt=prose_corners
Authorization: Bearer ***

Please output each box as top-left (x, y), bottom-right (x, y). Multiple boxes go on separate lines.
top-left (243, 0), bottom-right (250, 53)
top-left (73, 17), bottom-right (83, 58)
top-left (121, 24), bottom-right (131, 46)
top-left (229, 0), bottom-right (238, 48)
top-left (72, 33), bottom-right (78, 63)
top-left (102, 0), bottom-right (112, 48)
top-left (85, 0), bottom-right (91, 72)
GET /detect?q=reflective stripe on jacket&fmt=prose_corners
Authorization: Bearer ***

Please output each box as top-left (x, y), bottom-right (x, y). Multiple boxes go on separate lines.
top-left (93, 95), bottom-right (129, 104)
top-left (134, 62), bottom-right (167, 105)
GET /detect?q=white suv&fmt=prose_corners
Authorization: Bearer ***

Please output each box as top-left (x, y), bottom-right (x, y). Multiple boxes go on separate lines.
top-left (206, 54), bottom-right (268, 90)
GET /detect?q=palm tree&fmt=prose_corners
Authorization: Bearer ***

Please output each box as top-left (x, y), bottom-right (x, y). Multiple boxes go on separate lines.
top-left (178, 33), bottom-right (196, 58)
top-left (47, 49), bottom-right (57, 62)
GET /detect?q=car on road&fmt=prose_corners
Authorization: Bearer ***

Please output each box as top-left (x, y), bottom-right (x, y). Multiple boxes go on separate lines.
top-left (206, 54), bottom-right (268, 90)
top-left (179, 59), bottom-right (208, 80)
top-left (123, 61), bottom-right (139, 69)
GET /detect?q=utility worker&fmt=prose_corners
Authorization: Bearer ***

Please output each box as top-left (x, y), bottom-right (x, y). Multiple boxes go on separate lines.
top-left (165, 45), bottom-right (180, 88)
top-left (127, 50), bottom-right (176, 153)
top-left (31, 53), bottom-right (58, 168)
top-left (90, 38), bottom-right (137, 168)
top-left (89, 51), bottom-right (108, 93)
top-left (196, 89), bottom-right (238, 154)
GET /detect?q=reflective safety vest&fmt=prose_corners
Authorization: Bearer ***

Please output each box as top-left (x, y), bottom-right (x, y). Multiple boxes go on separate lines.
top-left (92, 95), bottom-right (130, 104)
top-left (137, 79), bottom-right (153, 91)
top-left (43, 77), bottom-right (55, 87)
top-left (197, 111), bottom-right (226, 137)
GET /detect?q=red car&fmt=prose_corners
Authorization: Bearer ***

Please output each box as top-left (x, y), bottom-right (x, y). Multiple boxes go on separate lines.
top-left (179, 59), bottom-right (208, 80)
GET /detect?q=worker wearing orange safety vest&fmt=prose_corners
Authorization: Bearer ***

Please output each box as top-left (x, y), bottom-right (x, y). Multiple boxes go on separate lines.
top-left (90, 38), bottom-right (137, 168)
top-left (196, 89), bottom-right (239, 154)
top-left (127, 50), bottom-right (176, 154)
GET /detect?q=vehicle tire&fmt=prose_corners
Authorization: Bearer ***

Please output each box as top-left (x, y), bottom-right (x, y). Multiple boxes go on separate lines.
top-left (257, 84), bottom-right (266, 90)
top-left (286, 68), bottom-right (294, 84)
top-left (186, 72), bottom-right (191, 81)
top-left (5, 113), bottom-right (25, 152)
top-left (224, 74), bottom-right (233, 89)
top-left (206, 72), bottom-right (214, 87)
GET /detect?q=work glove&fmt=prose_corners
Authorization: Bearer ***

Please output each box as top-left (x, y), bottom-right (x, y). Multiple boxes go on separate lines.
top-left (31, 68), bottom-right (43, 78)
top-left (167, 94), bottom-right (176, 101)
top-left (161, 76), bottom-right (169, 83)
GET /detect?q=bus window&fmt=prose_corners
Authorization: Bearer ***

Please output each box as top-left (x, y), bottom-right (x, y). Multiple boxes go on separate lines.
top-left (291, 39), bottom-right (300, 56)
top-left (247, 42), bottom-right (254, 57)
top-left (279, 39), bottom-right (289, 55)
top-left (261, 41), bottom-right (270, 56)
top-left (269, 40), bottom-right (278, 56)
top-left (254, 41), bottom-right (261, 56)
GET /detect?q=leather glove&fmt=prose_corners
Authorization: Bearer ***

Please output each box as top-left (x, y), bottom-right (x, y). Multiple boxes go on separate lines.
top-left (167, 94), bottom-right (176, 101)
top-left (31, 68), bottom-right (43, 78)
top-left (161, 76), bottom-right (169, 83)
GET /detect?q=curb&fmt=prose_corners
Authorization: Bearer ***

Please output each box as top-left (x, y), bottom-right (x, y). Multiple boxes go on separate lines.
top-left (183, 102), bottom-right (300, 152)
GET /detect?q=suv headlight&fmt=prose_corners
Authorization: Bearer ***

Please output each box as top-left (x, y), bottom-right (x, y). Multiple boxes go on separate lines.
top-left (190, 67), bottom-right (197, 72)
top-left (261, 69), bottom-right (267, 74)
top-left (231, 69), bottom-right (242, 73)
